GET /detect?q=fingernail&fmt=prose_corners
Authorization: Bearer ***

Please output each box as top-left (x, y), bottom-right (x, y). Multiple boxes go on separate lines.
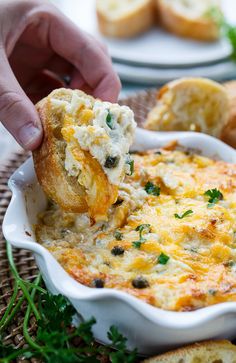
top-left (18, 123), bottom-right (42, 149)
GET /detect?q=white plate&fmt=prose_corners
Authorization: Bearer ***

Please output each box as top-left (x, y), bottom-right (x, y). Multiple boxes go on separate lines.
top-left (114, 59), bottom-right (236, 85)
top-left (3, 129), bottom-right (236, 355)
top-left (52, 0), bottom-right (236, 67)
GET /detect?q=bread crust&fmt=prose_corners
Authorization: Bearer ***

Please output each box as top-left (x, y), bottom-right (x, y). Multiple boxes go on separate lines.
top-left (144, 77), bottom-right (229, 138)
top-left (96, 0), bottom-right (154, 38)
top-left (143, 340), bottom-right (236, 362)
top-left (156, 0), bottom-right (219, 41)
top-left (33, 88), bottom-right (133, 221)
top-left (221, 81), bottom-right (236, 149)
top-left (33, 91), bottom-right (88, 213)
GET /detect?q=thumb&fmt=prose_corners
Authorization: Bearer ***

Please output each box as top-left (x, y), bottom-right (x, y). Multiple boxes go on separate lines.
top-left (0, 51), bottom-right (43, 150)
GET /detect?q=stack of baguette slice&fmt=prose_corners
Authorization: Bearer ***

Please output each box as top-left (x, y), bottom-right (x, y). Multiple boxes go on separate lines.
top-left (96, 0), bottom-right (221, 40)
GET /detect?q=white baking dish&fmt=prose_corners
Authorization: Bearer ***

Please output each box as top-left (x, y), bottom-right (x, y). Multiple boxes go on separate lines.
top-left (3, 128), bottom-right (236, 356)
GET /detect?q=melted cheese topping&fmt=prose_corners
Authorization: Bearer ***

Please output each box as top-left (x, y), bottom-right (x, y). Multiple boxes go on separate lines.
top-left (35, 148), bottom-right (236, 311)
top-left (50, 90), bottom-right (136, 221)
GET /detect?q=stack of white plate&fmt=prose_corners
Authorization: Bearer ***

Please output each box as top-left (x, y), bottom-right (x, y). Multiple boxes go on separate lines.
top-left (53, 0), bottom-right (236, 85)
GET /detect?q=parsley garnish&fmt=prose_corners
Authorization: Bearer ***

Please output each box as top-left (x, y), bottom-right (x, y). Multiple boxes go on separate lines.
top-left (205, 7), bottom-right (236, 61)
top-left (144, 181), bottom-right (160, 196)
top-left (157, 252), bottom-right (170, 265)
top-left (132, 224), bottom-right (151, 249)
top-left (108, 326), bottom-right (137, 362)
top-left (204, 188), bottom-right (223, 207)
top-left (208, 289), bottom-right (217, 296)
top-left (114, 231), bottom-right (123, 241)
top-left (0, 241), bottom-right (137, 362)
top-left (106, 110), bottom-right (114, 129)
top-left (174, 210), bottom-right (193, 219)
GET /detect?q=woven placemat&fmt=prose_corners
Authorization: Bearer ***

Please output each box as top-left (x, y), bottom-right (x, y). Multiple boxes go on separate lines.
top-left (0, 89), bottom-right (157, 362)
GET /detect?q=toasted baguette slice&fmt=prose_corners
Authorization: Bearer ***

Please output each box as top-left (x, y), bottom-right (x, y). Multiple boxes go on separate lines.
top-left (33, 88), bottom-right (136, 221)
top-left (221, 81), bottom-right (236, 148)
top-left (144, 77), bottom-right (229, 138)
top-left (96, 0), bottom-right (155, 38)
top-left (156, 0), bottom-right (221, 41)
top-left (143, 340), bottom-right (236, 363)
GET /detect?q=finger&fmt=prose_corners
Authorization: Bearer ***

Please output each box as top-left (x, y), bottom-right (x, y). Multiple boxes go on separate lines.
top-left (48, 10), bottom-right (121, 102)
top-left (0, 50), bottom-right (42, 150)
top-left (46, 54), bottom-right (73, 76)
top-left (26, 70), bottom-right (65, 103)
top-left (85, 32), bottom-right (109, 55)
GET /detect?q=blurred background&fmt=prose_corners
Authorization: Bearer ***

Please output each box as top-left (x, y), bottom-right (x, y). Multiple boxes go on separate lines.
top-left (2, 0), bottom-right (236, 159)
top-left (51, 0), bottom-right (236, 91)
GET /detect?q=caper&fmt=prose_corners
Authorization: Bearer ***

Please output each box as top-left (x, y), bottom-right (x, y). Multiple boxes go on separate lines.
top-left (60, 228), bottom-right (70, 238)
top-left (104, 156), bottom-right (119, 168)
top-left (132, 276), bottom-right (149, 289)
top-left (93, 278), bottom-right (104, 288)
top-left (113, 198), bottom-right (123, 206)
top-left (111, 246), bottom-right (124, 256)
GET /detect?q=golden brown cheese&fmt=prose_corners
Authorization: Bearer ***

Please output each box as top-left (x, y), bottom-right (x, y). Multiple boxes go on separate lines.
top-left (35, 148), bottom-right (236, 311)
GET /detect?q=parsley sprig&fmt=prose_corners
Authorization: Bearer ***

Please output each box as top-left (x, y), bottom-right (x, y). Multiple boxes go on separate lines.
top-left (157, 253), bottom-right (170, 265)
top-left (132, 224), bottom-right (151, 249)
top-left (106, 110), bottom-right (115, 129)
top-left (144, 182), bottom-right (160, 196)
top-left (174, 210), bottom-right (193, 219)
top-left (205, 6), bottom-right (236, 61)
top-left (204, 188), bottom-right (223, 207)
top-left (0, 241), bottom-right (137, 363)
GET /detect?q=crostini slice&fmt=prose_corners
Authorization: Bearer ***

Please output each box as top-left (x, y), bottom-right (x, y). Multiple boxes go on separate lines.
top-left (143, 340), bottom-right (236, 363)
top-left (33, 88), bottom-right (136, 222)
top-left (144, 77), bottom-right (229, 138)
top-left (96, 0), bottom-right (155, 38)
top-left (156, 0), bottom-right (221, 41)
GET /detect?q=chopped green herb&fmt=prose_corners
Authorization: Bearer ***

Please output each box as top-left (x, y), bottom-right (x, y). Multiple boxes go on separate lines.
top-left (157, 252), bottom-right (170, 265)
top-left (205, 6), bottom-right (224, 27)
top-left (132, 224), bottom-right (151, 249)
top-left (204, 188), bottom-right (223, 207)
top-left (132, 241), bottom-right (143, 249)
top-left (225, 260), bottom-right (236, 268)
top-left (106, 110), bottom-right (114, 129)
top-left (114, 231), bottom-right (123, 241)
top-left (174, 210), bottom-right (193, 219)
top-left (135, 224), bottom-right (151, 232)
top-left (205, 7), bottom-right (236, 61)
top-left (125, 154), bottom-right (134, 176)
top-left (190, 247), bottom-right (198, 254)
top-left (208, 289), bottom-right (217, 296)
top-left (144, 181), bottom-right (160, 196)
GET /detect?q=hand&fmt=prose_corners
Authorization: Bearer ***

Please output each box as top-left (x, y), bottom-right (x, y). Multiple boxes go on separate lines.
top-left (0, 0), bottom-right (121, 150)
